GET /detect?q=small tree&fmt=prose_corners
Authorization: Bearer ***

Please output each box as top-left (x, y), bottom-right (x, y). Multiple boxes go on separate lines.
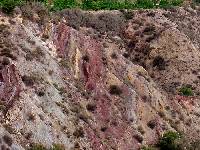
top-left (159, 131), bottom-right (181, 150)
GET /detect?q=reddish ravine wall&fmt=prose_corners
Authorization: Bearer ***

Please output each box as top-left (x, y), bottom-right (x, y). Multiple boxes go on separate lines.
top-left (0, 64), bottom-right (22, 111)
top-left (54, 23), bottom-right (140, 150)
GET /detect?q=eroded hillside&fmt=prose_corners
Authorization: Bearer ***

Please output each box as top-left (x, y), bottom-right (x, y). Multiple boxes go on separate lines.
top-left (0, 4), bottom-right (200, 150)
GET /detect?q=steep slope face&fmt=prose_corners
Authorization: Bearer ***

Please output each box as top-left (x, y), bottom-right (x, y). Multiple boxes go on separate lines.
top-left (123, 8), bottom-right (200, 142)
top-left (0, 6), bottom-right (200, 150)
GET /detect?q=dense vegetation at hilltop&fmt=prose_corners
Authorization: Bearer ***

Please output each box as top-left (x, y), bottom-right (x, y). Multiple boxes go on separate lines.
top-left (0, 0), bottom-right (184, 13)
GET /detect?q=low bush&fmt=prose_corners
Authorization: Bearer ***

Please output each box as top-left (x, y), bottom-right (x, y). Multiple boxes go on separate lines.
top-left (158, 131), bottom-right (181, 150)
top-left (109, 85), bottom-right (122, 95)
top-left (179, 86), bottom-right (193, 96)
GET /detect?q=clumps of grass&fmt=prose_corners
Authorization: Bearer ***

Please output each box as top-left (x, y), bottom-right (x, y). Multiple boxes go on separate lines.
top-left (55, 102), bottom-right (69, 115)
top-left (179, 86), bottom-right (193, 96)
top-left (143, 25), bottom-right (156, 35)
top-left (53, 84), bottom-right (66, 95)
top-left (22, 75), bottom-right (36, 86)
top-left (147, 119), bottom-right (157, 129)
top-left (70, 103), bottom-right (82, 113)
top-left (137, 125), bottom-right (145, 135)
top-left (158, 110), bottom-right (166, 118)
top-left (111, 53), bottom-right (118, 59)
top-left (1, 48), bottom-right (15, 60)
top-left (27, 112), bottom-right (36, 121)
top-left (153, 56), bottom-right (166, 70)
top-left (59, 59), bottom-right (70, 68)
top-left (82, 55), bottom-right (89, 62)
top-left (189, 140), bottom-right (200, 150)
top-left (133, 134), bottom-right (143, 143)
top-left (3, 124), bottom-right (15, 134)
top-left (73, 127), bottom-right (85, 138)
top-left (36, 90), bottom-right (45, 97)
top-left (2, 57), bottom-right (10, 66)
top-left (22, 73), bottom-right (44, 86)
top-left (25, 47), bottom-right (45, 61)
top-left (121, 10), bottom-right (134, 20)
top-left (41, 34), bottom-right (49, 41)
top-left (100, 126), bottom-right (107, 132)
top-left (1, 144), bottom-right (9, 150)
top-left (74, 142), bottom-right (80, 149)
top-left (109, 85), bottom-right (122, 95)
top-left (0, 101), bottom-right (6, 112)
top-left (86, 102), bottom-right (96, 112)
top-left (24, 132), bottom-right (33, 140)
top-left (2, 135), bottom-right (13, 146)
top-left (70, 102), bottom-right (90, 123)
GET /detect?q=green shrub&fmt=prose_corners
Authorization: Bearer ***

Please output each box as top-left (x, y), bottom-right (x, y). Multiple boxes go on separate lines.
top-left (159, 131), bottom-right (181, 150)
top-left (171, 0), bottom-right (183, 6)
top-left (0, 0), bottom-right (184, 12)
top-left (0, 0), bottom-right (23, 14)
top-left (82, 0), bottom-right (95, 10)
top-left (51, 144), bottom-right (65, 150)
top-left (141, 146), bottom-right (156, 150)
top-left (179, 86), bottom-right (193, 96)
top-left (28, 143), bottom-right (47, 150)
top-left (47, 0), bottom-right (183, 11)
top-left (135, 0), bottom-right (155, 9)
top-left (159, 0), bottom-right (183, 8)
top-left (50, 0), bottom-right (79, 10)
top-left (159, 0), bottom-right (171, 8)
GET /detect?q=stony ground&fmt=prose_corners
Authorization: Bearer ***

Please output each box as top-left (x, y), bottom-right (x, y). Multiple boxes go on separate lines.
top-left (0, 4), bottom-right (200, 150)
